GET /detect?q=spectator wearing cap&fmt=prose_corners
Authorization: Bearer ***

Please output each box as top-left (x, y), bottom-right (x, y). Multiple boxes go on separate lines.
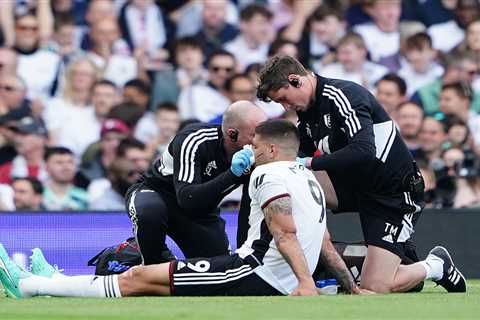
top-left (42, 147), bottom-right (88, 211)
top-left (122, 79), bottom-right (158, 144)
top-left (11, 177), bottom-right (45, 211)
top-left (43, 57), bottom-right (99, 158)
top-left (224, 4), bottom-right (274, 72)
top-left (0, 117), bottom-right (48, 184)
top-left (78, 118), bottom-right (130, 187)
top-left (13, 13), bottom-right (61, 100)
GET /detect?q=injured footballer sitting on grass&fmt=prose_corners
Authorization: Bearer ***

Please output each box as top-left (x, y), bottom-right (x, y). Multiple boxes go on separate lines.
top-left (0, 120), bottom-right (466, 298)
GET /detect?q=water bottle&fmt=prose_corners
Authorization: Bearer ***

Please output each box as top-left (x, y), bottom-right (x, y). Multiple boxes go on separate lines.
top-left (316, 278), bottom-right (338, 295)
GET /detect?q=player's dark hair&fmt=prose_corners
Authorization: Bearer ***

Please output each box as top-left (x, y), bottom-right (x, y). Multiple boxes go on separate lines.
top-left (116, 137), bottom-right (146, 158)
top-left (239, 4), bottom-right (273, 21)
top-left (377, 73), bottom-right (407, 96)
top-left (257, 55), bottom-right (308, 102)
top-left (44, 146), bottom-right (74, 161)
top-left (12, 176), bottom-right (43, 195)
top-left (255, 119), bottom-right (300, 153)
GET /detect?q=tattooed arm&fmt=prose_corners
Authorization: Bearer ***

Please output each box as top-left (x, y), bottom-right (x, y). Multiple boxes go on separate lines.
top-left (263, 196), bottom-right (317, 296)
top-left (320, 229), bottom-right (359, 294)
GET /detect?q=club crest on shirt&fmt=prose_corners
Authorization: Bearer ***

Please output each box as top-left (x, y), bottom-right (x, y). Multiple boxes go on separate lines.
top-left (324, 114), bottom-right (332, 128)
top-left (204, 160), bottom-right (217, 176)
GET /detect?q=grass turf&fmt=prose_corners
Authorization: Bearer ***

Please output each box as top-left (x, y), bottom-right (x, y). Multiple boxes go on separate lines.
top-left (0, 281), bottom-right (479, 320)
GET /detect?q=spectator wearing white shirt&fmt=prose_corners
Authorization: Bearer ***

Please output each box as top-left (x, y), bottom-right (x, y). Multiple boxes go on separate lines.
top-left (316, 32), bottom-right (388, 92)
top-left (224, 4), bottom-right (274, 71)
top-left (353, 0), bottom-right (401, 71)
top-left (178, 49), bottom-right (235, 122)
top-left (86, 16), bottom-right (137, 87)
top-left (13, 13), bottom-right (61, 100)
top-left (399, 33), bottom-right (444, 97)
top-left (375, 73), bottom-right (407, 121)
top-left (43, 57), bottom-right (99, 158)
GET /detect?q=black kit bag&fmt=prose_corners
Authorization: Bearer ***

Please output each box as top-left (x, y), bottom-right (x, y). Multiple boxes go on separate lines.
top-left (88, 238), bottom-right (142, 275)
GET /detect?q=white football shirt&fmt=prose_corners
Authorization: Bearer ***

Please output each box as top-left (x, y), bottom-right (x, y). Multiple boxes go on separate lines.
top-left (236, 161), bottom-right (326, 294)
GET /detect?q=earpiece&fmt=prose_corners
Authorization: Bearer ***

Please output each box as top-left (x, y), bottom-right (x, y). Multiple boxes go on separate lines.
top-left (289, 78), bottom-right (300, 88)
top-left (229, 129), bottom-right (239, 142)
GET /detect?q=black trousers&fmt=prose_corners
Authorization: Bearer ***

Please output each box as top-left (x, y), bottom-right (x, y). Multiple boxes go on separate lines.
top-left (126, 183), bottom-right (230, 265)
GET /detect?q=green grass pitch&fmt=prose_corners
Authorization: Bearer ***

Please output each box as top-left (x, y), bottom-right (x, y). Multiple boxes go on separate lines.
top-left (0, 281), bottom-right (479, 320)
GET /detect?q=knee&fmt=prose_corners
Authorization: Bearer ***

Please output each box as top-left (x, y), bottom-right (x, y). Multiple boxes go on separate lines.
top-left (118, 266), bottom-right (148, 296)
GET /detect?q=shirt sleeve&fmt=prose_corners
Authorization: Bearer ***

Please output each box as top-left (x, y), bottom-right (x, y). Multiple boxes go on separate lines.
top-left (171, 131), bottom-right (242, 211)
top-left (251, 171), bottom-right (290, 210)
top-left (310, 86), bottom-right (376, 172)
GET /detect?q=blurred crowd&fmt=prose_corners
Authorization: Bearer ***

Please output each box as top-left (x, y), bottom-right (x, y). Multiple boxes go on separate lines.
top-left (0, 0), bottom-right (480, 211)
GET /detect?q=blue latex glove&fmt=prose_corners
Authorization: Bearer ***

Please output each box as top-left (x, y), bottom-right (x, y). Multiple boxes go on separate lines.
top-left (231, 148), bottom-right (254, 176)
top-left (296, 157), bottom-right (312, 169)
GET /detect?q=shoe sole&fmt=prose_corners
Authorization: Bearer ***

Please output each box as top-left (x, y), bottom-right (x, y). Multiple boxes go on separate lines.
top-left (430, 246), bottom-right (467, 292)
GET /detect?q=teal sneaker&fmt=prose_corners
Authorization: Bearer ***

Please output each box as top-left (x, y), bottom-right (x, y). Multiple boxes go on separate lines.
top-left (0, 244), bottom-right (31, 299)
top-left (30, 248), bottom-right (63, 278)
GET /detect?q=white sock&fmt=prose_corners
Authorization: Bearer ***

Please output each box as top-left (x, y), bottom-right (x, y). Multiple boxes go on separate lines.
top-left (19, 274), bottom-right (122, 298)
top-left (420, 254), bottom-right (444, 281)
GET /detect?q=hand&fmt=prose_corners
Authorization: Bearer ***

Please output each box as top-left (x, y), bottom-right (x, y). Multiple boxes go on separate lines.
top-left (231, 148), bottom-right (254, 177)
top-left (296, 157), bottom-right (312, 169)
top-left (351, 286), bottom-right (376, 295)
top-left (290, 283), bottom-right (319, 296)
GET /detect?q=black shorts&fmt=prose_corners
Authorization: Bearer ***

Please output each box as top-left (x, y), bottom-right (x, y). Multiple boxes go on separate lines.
top-left (169, 254), bottom-right (283, 296)
top-left (331, 174), bottom-right (424, 260)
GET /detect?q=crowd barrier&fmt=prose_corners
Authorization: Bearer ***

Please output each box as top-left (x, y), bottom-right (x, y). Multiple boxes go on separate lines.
top-left (1, 209), bottom-right (478, 277)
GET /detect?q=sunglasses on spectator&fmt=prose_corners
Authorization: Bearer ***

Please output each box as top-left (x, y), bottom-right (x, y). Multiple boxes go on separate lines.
top-left (210, 66), bottom-right (234, 73)
top-left (16, 25), bottom-right (38, 31)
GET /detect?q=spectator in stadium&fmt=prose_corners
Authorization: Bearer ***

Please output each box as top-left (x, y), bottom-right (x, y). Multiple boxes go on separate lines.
top-left (224, 4), bottom-right (274, 72)
top-left (178, 50), bottom-right (235, 122)
top-left (89, 158), bottom-right (139, 211)
top-left (297, 4), bottom-right (346, 69)
top-left (416, 116), bottom-right (448, 164)
top-left (445, 116), bottom-right (473, 150)
top-left (150, 36), bottom-right (207, 108)
top-left (91, 80), bottom-right (121, 127)
top-left (0, 47), bottom-right (18, 78)
top-left (122, 79), bottom-right (157, 144)
top-left (398, 32), bottom-right (444, 97)
top-left (11, 176), bottom-right (45, 211)
top-left (439, 82), bottom-right (480, 147)
top-left (375, 73), bottom-right (407, 120)
top-left (268, 38), bottom-right (299, 60)
top-left (411, 52), bottom-right (480, 115)
top-left (396, 102), bottom-right (424, 155)
top-left (0, 117), bottom-right (48, 185)
top-left (147, 103), bottom-right (180, 157)
top-left (353, 0), bottom-right (402, 71)
top-left (86, 16), bottom-right (137, 87)
top-left (43, 57), bottom-right (98, 158)
top-left (88, 137), bottom-right (149, 206)
top-left (79, 0), bottom-right (130, 55)
top-left (0, 74), bottom-right (32, 125)
top-left (13, 13), bottom-right (61, 100)
top-left (118, 0), bottom-right (174, 56)
top-left (275, 0), bottom-right (322, 42)
top-left (256, 55), bottom-right (466, 294)
top-left (225, 74), bottom-right (256, 103)
top-left (454, 18), bottom-right (480, 62)
top-left (316, 32), bottom-right (388, 92)
top-left (126, 101), bottom-right (267, 265)
top-left (106, 102), bottom-right (144, 133)
top-left (78, 119), bottom-right (130, 187)
top-left (42, 147), bottom-right (88, 211)
top-left (47, 14), bottom-right (83, 68)
top-left (194, 0), bottom-right (238, 58)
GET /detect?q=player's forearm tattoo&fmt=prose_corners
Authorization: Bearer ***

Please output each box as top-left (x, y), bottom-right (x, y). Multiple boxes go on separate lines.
top-left (320, 241), bottom-right (357, 293)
